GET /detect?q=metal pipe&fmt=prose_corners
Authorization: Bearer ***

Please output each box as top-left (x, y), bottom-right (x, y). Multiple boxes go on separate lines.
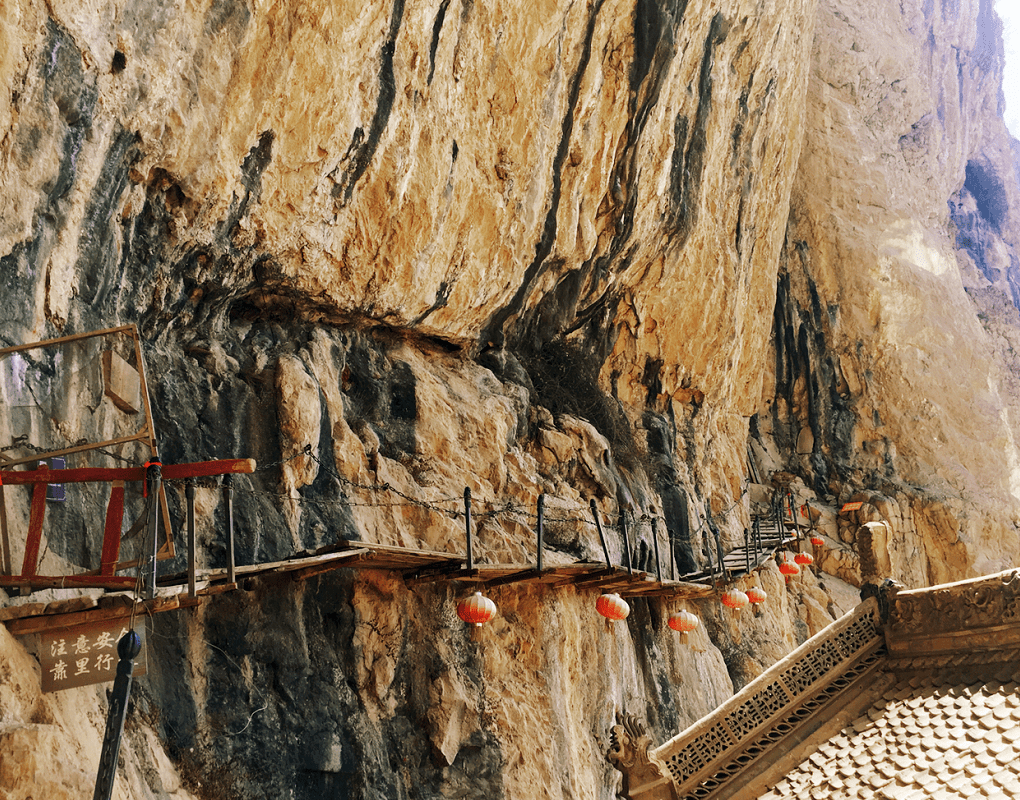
top-left (92, 630), bottom-right (142, 800)
top-left (143, 462), bottom-right (161, 599)
top-left (714, 526), bottom-right (726, 580)
top-left (651, 518), bottom-right (662, 582)
top-left (620, 512), bottom-right (632, 575)
top-left (0, 484), bottom-right (10, 576)
top-left (669, 522), bottom-right (676, 581)
top-left (591, 500), bottom-right (612, 567)
top-left (186, 480), bottom-right (196, 599)
top-left (464, 487), bottom-right (473, 571)
top-left (536, 494), bottom-right (545, 572)
top-left (223, 474), bottom-right (236, 585)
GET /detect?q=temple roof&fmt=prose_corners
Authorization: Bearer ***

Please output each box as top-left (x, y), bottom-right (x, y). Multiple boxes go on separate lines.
top-left (608, 569), bottom-right (1020, 800)
top-left (759, 654), bottom-right (1020, 799)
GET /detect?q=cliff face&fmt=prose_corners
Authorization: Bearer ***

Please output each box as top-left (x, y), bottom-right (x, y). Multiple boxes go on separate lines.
top-left (768, 0), bottom-right (1020, 587)
top-left (0, 0), bottom-right (1018, 798)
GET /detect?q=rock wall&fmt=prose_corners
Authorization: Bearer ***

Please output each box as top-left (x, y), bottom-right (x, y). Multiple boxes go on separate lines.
top-left (0, 0), bottom-right (1018, 797)
top-left (764, 0), bottom-right (1020, 585)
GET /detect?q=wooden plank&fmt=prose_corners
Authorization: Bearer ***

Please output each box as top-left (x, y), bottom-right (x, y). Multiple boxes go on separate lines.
top-left (570, 570), bottom-right (649, 590)
top-left (403, 562), bottom-right (473, 586)
top-left (590, 575), bottom-right (657, 592)
top-left (21, 481), bottom-right (48, 577)
top-left (44, 595), bottom-right (99, 616)
top-left (530, 565), bottom-right (611, 585)
top-left (335, 539), bottom-right (463, 561)
top-left (0, 324), bottom-right (135, 357)
top-left (5, 595), bottom-right (180, 636)
top-left (0, 432), bottom-right (150, 469)
top-left (158, 549), bottom-right (374, 586)
top-left (484, 568), bottom-right (543, 588)
top-left (0, 602), bottom-right (47, 622)
top-left (0, 575), bottom-right (139, 590)
top-left (102, 350), bottom-right (141, 414)
top-left (620, 586), bottom-right (715, 599)
top-left (197, 582), bottom-right (237, 596)
top-left (161, 459), bottom-right (256, 479)
top-left (0, 458), bottom-right (255, 486)
top-left (548, 567), bottom-right (624, 588)
top-left (100, 482), bottom-right (125, 575)
top-left (290, 559), bottom-right (385, 582)
top-left (265, 550), bottom-right (371, 575)
top-left (0, 484), bottom-right (10, 576)
top-left (346, 552), bottom-right (460, 571)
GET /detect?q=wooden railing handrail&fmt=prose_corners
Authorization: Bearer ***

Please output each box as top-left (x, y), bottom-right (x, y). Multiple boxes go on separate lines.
top-left (0, 458), bottom-right (255, 485)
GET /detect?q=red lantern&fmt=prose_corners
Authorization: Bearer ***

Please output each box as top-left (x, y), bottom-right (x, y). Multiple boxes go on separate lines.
top-left (457, 591), bottom-right (497, 626)
top-left (596, 593), bottom-right (631, 621)
top-left (668, 610), bottom-right (699, 634)
top-left (794, 551), bottom-right (815, 566)
top-left (810, 535), bottom-right (825, 547)
top-left (746, 586), bottom-right (767, 605)
top-left (721, 588), bottom-right (749, 612)
top-left (779, 558), bottom-right (800, 582)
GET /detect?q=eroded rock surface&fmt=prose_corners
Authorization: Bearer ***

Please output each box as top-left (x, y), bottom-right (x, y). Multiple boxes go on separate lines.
top-left (1, 0), bottom-right (1019, 797)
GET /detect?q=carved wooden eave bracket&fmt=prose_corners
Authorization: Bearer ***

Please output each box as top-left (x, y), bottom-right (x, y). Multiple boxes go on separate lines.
top-left (884, 567), bottom-right (1020, 658)
top-left (608, 715), bottom-right (678, 800)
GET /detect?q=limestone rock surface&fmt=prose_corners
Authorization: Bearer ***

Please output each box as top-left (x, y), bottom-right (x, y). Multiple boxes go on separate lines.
top-left (0, 0), bottom-right (1019, 798)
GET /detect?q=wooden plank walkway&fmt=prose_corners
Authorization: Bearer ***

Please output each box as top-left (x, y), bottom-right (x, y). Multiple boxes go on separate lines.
top-left (0, 513), bottom-right (805, 634)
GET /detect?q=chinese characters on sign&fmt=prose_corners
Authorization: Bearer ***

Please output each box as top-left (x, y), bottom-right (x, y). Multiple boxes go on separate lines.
top-left (40, 620), bottom-right (145, 693)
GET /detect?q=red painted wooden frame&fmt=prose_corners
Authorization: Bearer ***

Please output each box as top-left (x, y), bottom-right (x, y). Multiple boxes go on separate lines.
top-left (0, 459), bottom-right (254, 590)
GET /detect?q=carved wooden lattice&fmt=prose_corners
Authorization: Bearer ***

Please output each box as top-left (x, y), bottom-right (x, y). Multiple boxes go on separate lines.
top-left (653, 601), bottom-right (884, 797)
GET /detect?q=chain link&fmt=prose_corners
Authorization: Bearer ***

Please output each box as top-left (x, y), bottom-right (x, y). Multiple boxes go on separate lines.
top-left (158, 443), bottom-right (750, 540)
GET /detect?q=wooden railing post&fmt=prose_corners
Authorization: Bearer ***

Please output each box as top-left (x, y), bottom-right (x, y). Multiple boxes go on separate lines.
top-left (464, 487), bottom-right (473, 571)
top-left (223, 474), bottom-right (236, 585)
top-left (142, 462), bottom-right (161, 599)
top-left (536, 494), bottom-right (545, 572)
top-left (186, 480), bottom-right (196, 599)
top-left (591, 500), bottom-right (612, 568)
top-left (651, 518), bottom-right (662, 582)
top-left (620, 512), bottom-right (632, 575)
top-left (0, 478), bottom-right (11, 576)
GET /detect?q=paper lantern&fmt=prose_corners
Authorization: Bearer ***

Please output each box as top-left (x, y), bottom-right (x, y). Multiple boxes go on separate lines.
top-left (779, 557), bottom-right (800, 582)
top-left (746, 586), bottom-right (767, 605)
top-left (721, 588), bottom-right (749, 612)
top-left (457, 591), bottom-right (497, 626)
top-left (596, 593), bottom-right (630, 621)
top-left (794, 551), bottom-right (815, 566)
top-left (669, 610), bottom-right (699, 643)
top-left (810, 535), bottom-right (825, 547)
top-left (668, 610), bottom-right (699, 634)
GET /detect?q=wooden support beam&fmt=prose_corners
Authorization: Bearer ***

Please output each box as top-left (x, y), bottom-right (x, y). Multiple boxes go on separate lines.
top-left (0, 458), bottom-right (256, 486)
top-left (100, 482), bottom-right (125, 576)
top-left (0, 484), bottom-right (10, 576)
top-left (0, 324), bottom-right (136, 356)
top-left (0, 432), bottom-right (150, 469)
top-left (0, 574), bottom-right (139, 590)
top-left (567, 569), bottom-right (648, 590)
top-left (4, 594), bottom-right (180, 636)
top-left (586, 574), bottom-right (654, 592)
top-left (403, 562), bottom-right (472, 586)
top-left (619, 586), bottom-right (715, 599)
top-left (21, 480), bottom-right (47, 578)
top-left (484, 568), bottom-right (544, 588)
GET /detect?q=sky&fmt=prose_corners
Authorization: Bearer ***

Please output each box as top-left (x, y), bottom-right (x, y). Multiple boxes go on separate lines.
top-left (998, 0), bottom-right (1020, 137)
